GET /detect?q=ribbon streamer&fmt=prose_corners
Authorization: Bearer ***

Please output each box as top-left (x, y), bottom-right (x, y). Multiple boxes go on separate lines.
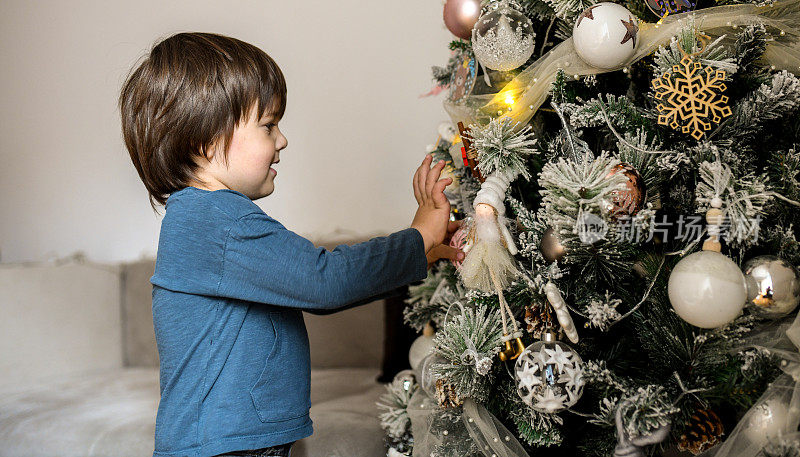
top-left (697, 313), bottom-right (800, 457)
top-left (407, 387), bottom-right (531, 457)
top-left (444, 0), bottom-right (800, 129)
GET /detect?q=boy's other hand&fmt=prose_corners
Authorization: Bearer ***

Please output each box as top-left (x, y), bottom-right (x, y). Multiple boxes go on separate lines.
top-left (426, 220), bottom-right (464, 267)
top-left (410, 155), bottom-right (453, 254)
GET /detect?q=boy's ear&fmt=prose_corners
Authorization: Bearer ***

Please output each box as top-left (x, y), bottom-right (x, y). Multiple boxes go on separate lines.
top-left (199, 138), bottom-right (221, 162)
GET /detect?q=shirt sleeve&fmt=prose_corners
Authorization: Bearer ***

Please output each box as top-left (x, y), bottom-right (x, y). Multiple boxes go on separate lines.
top-left (302, 285), bottom-right (408, 315)
top-left (216, 211), bottom-right (429, 312)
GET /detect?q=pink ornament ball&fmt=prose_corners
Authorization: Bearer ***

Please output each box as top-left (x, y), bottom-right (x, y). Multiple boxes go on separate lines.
top-left (449, 225), bottom-right (470, 269)
top-left (443, 0), bottom-right (482, 40)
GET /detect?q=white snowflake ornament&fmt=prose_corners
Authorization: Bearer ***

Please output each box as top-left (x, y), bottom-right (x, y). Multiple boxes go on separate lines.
top-left (572, 2), bottom-right (639, 70)
top-left (514, 331), bottom-right (585, 413)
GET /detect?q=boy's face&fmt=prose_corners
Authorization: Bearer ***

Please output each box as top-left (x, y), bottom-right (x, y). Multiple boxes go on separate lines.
top-left (191, 103), bottom-right (287, 200)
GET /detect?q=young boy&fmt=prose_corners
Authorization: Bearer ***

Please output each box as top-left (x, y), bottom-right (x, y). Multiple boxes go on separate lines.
top-left (119, 32), bottom-right (462, 457)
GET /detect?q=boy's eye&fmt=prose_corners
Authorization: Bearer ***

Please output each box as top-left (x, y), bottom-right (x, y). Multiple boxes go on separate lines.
top-left (263, 123), bottom-right (276, 132)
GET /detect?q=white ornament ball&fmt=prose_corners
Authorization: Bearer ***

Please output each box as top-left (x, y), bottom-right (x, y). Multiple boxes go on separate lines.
top-left (514, 337), bottom-right (584, 413)
top-left (573, 2), bottom-right (639, 70)
top-left (471, 0), bottom-right (535, 71)
top-left (409, 333), bottom-right (436, 371)
top-left (743, 255), bottom-right (800, 318)
top-left (743, 398), bottom-right (789, 445)
top-left (667, 251), bottom-right (747, 328)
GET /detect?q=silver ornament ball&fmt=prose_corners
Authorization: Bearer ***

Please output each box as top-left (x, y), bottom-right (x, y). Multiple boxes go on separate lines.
top-left (471, 0), bottom-right (535, 71)
top-left (540, 227), bottom-right (567, 263)
top-left (743, 255), bottom-right (800, 318)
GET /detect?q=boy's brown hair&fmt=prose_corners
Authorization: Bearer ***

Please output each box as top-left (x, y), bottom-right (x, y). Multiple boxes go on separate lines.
top-left (119, 32), bottom-right (286, 212)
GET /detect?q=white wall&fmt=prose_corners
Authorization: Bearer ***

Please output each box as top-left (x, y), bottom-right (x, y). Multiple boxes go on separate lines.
top-left (0, 0), bottom-right (452, 264)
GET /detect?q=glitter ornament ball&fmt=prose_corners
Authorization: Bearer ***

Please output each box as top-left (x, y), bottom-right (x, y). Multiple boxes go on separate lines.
top-left (743, 255), bottom-right (800, 318)
top-left (443, 0), bottom-right (482, 40)
top-left (606, 163), bottom-right (647, 218)
top-left (667, 251), bottom-right (747, 328)
top-left (573, 2), bottom-right (639, 70)
top-left (540, 227), bottom-right (566, 263)
top-left (515, 332), bottom-right (585, 413)
top-left (471, 0), bottom-right (535, 71)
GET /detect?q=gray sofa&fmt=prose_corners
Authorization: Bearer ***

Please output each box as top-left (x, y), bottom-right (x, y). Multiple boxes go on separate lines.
top-left (0, 256), bottom-right (394, 457)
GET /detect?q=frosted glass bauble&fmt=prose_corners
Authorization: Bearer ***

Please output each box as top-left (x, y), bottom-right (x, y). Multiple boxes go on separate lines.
top-left (743, 398), bottom-right (789, 445)
top-left (418, 353), bottom-right (448, 396)
top-left (515, 339), bottom-right (584, 413)
top-left (667, 250), bottom-right (746, 328)
top-left (471, 0), bottom-right (535, 71)
top-left (573, 2), bottom-right (639, 70)
top-left (409, 334), bottom-right (435, 371)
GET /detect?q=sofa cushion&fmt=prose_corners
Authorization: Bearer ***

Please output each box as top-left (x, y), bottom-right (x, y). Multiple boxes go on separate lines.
top-left (0, 262), bottom-right (123, 390)
top-left (0, 367), bottom-right (158, 457)
top-left (0, 367), bottom-right (388, 457)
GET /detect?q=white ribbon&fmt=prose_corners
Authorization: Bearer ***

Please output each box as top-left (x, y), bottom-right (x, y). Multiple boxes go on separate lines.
top-left (407, 388), bottom-right (530, 457)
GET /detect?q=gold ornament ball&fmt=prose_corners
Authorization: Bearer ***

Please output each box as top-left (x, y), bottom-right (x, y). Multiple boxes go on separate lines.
top-left (540, 227), bottom-right (566, 263)
top-left (607, 163), bottom-right (646, 218)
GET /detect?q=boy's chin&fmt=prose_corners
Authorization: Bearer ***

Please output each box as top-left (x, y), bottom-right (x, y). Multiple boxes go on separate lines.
top-left (256, 183), bottom-right (275, 199)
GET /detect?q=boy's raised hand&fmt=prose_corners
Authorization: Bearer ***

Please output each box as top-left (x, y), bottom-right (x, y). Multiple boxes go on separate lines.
top-left (425, 220), bottom-right (465, 267)
top-left (410, 155), bottom-right (453, 254)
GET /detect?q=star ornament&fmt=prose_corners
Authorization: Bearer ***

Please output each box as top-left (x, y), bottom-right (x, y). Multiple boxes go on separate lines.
top-left (533, 388), bottom-right (568, 413)
top-left (518, 364), bottom-right (542, 389)
top-left (576, 5), bottom-right (600, 27)
top-left (559, 364), bottom-right (585, 393)
top-left (620, 15), bottom-right (638, 47)
top-left (543, 344), bottom-right (573, 372)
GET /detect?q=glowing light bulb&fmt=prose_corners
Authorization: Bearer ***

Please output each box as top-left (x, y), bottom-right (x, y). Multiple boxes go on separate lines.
top-left (505, 94), bottom-right (515, 106)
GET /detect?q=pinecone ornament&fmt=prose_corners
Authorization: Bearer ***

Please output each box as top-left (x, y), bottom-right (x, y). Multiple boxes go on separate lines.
top-left (524, 303), bottom-right (564, 340)
top-left (435, 378), bottom-right (463, 408)
top-left (677, 409), bottom-right (724, 455)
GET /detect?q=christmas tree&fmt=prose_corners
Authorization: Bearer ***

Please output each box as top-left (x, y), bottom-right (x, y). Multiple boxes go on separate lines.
top-left (378, 0), bottom-right (800, 456)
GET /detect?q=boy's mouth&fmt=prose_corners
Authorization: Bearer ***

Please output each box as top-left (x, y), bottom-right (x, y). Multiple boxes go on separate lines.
top-left (269, 160), bottom-right (279, 176)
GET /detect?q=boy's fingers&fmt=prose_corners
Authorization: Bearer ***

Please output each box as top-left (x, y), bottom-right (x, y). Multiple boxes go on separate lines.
top-left (433, 245), bottom-right (464, 262)
top-left (432, 177), bottom-right (452, 208)
top-left (418, 156), bottom-right (432, 203)
top-left (412, 167), bottom-right (422, 204)
top-left (447, 220), bottom-right (461, 233)
top-left (425, 160), bottom-right (446, 196)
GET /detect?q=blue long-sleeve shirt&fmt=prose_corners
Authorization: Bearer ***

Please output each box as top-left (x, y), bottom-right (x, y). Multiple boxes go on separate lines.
top-left (149, 186), bottom-right (428, 457)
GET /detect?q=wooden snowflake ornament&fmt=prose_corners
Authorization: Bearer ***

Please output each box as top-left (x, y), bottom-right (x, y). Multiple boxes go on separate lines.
top-left (652, 55), bottom-right (732, 140)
